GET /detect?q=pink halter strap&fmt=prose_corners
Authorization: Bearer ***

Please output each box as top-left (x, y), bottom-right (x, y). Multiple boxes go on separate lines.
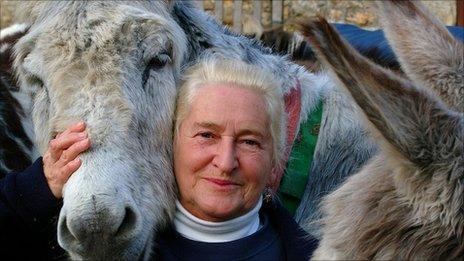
top-left (269, 79), bottom-right (301, 191)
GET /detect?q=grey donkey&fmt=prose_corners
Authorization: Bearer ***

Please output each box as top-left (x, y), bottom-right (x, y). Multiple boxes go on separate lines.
top-left (299, 1), bottom-right (463, 260)
top-left (12, 1), bottom-right (186, 259)
top-left (6, 0), bottom-right (376, 259)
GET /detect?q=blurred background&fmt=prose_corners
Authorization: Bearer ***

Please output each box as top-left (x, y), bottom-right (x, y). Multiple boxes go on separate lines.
top-left (1, 0), bottom-right (462, 32)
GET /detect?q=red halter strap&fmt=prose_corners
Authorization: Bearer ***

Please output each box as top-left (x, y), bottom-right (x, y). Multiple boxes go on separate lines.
top-left (269, 79), bottom-right (301, 191)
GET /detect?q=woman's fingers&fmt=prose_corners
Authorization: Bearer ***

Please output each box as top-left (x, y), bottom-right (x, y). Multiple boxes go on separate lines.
top-left (46, 157), bottom-right (82, 199)
top-left (49, 132), bottom-right (88, 160)
top-left (43, 150), bottom-right (54, 167)
top-left (50, 122), bottom-right (87, 161)
top-left (69, 121), bottom-right (86, 132)
top-left (61, 157), bottom-right (82, 182)
top-left (55, 121), bottom-right (86, 139)
top-left (43, 137), bottom-right (90, 199)
top-left (49, 132), bottom-right (87, 161)
top-left (57, 138), bottom-right (91, 167)
top-left (42, 121), bottom-right (89, 199)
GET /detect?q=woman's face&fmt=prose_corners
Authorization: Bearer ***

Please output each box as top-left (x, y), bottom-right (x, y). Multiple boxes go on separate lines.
top-left (174, 84), bottom-right (273, 222)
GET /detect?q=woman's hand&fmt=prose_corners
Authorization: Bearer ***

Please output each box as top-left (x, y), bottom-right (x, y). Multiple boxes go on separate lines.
top-left (43, 122), bottom-right (91, 199)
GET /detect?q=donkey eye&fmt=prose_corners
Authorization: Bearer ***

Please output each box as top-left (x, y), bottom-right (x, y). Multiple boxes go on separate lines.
top-left (142, 53), bottom-right (172, 86)
top-left (147, 53), bottom-right (171, 70)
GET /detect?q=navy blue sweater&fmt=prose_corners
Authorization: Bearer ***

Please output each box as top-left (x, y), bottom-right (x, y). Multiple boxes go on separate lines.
top-left (155, 200), bottom-right (318, 260)
top-left (0, 158), bottom-right (65, 259)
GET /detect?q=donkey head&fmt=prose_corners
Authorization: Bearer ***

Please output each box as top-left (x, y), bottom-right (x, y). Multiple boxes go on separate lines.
top-left (14, 1), bottom-right (186, 259)
top-left (300, 0), bottom-right (463, 259)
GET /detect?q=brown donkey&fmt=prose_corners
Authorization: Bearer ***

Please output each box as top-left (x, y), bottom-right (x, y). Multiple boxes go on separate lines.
top-left (299, 1), bottom-right (463, 260)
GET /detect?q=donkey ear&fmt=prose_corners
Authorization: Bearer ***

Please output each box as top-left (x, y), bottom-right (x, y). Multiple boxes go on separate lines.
top-left (298, 17), bottom-right (463, 168)
top-left (375, 0), bottom-right (464, 112)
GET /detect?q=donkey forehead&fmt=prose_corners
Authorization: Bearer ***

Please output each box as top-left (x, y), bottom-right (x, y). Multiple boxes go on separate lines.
top-left (20, 4), bottom-right (181, 78)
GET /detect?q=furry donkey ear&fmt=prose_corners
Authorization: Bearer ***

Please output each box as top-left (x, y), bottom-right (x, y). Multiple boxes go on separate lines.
top-left (375, 0), bottom-right (464, 112)
top-left (298, 17), bottom-right (463, 169)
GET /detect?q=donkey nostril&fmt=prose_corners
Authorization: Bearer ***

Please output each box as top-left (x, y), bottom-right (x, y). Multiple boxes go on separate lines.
top-left (116, 206), bottom-right (138, 238)
top-left (58, 215), bottom-right (80, 244)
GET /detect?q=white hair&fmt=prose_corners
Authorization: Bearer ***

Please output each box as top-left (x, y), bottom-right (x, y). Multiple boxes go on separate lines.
top-left (175, 55), bottom-right (286, 168)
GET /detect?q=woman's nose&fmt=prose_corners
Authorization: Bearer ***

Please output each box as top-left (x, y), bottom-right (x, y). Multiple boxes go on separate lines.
top-left (213, 138), bottom-right (238, 173)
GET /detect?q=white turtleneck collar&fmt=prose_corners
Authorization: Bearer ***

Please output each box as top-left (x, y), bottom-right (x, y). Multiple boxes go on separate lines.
top-left (173, 198), bottom-right (262, 243)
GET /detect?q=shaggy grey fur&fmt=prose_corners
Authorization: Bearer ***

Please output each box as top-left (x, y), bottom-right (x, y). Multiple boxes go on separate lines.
top-left (377, 1), bottom-right (463, 112)
top-left (5, 0), bottom-right (377, 259)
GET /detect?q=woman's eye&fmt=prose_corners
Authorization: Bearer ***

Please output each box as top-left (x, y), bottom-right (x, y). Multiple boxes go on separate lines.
top-left (198, 132), bottom-right (214, 139)
top-left (243, 139), bottom-right (260, 147)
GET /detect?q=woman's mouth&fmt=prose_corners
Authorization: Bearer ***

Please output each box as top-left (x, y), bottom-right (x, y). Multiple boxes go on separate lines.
top-left (203, 178), bottom-right (239, 187)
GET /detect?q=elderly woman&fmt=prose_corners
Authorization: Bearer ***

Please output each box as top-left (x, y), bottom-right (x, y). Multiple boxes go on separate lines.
top-left (0, 55), bottom-right (317, 259)
top-left (155, 55), bottom-right (318, 259)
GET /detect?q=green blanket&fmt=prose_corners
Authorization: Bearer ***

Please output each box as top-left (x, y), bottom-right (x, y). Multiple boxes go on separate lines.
top-left (277, 101), bottom-right (323, 215)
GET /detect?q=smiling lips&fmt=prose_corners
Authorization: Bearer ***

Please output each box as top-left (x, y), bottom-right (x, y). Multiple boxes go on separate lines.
top-left (204, 178), bottom-right (240, 187)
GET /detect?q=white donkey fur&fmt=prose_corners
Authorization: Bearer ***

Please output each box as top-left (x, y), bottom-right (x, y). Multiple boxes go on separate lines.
top-left (301, 1), bottom-right (463, 259)
top-left (8, 0), bottom-right (378, 259)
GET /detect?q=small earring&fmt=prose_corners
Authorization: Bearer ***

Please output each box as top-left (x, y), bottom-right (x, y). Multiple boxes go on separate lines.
top-left (264, 187), bottom-right (273, 203)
